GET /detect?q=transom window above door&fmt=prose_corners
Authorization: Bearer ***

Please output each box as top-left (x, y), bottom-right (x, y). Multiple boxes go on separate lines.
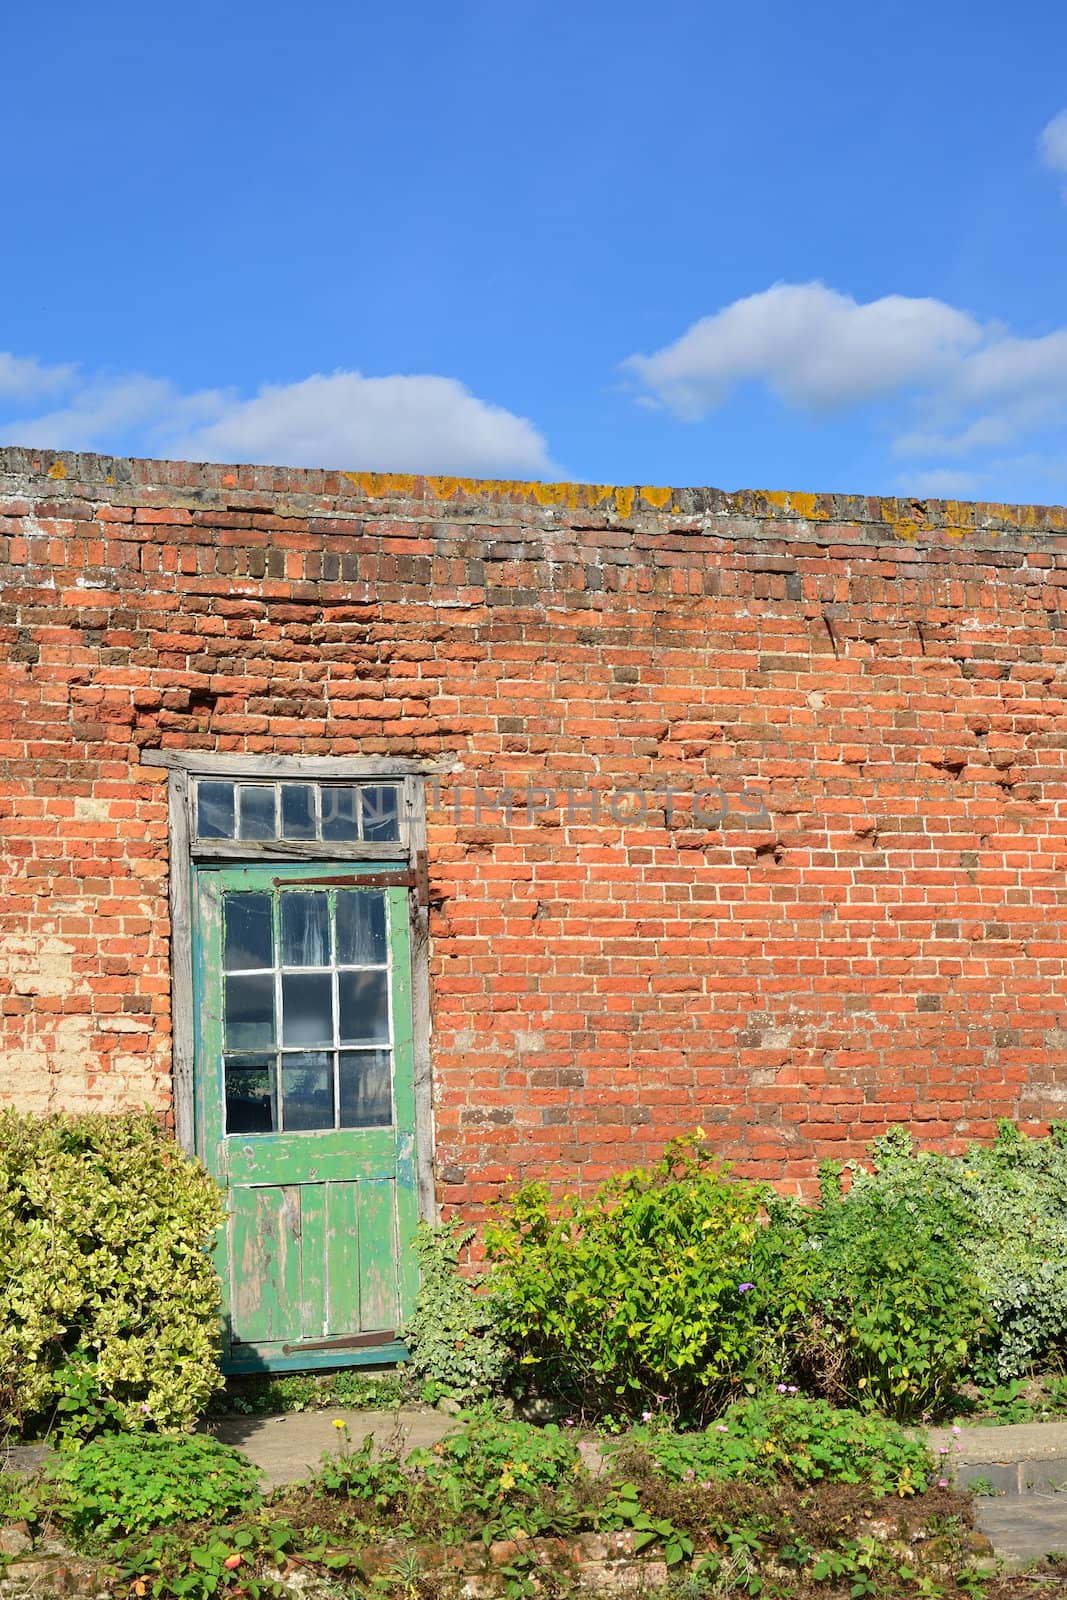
top-left (195, 779), bottom-right (401, 844)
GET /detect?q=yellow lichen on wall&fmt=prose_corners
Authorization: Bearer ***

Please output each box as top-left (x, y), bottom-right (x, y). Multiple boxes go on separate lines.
top-left (338, 470), bottom-right (688, 516)
top-left (761, 490), bottom-right (830, 522)
top-left (334, 470), bottom-right (1060, 537)
top-left (341, 471), bottom-right (628, 512)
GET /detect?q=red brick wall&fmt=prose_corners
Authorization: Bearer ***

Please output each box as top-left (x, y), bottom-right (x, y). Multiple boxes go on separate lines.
top-left (2, 447), bottom-right (1067, 1199)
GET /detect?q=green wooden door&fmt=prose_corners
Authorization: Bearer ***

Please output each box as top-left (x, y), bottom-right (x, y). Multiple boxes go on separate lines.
top-left (193, 862), bottom-right (419, 1372)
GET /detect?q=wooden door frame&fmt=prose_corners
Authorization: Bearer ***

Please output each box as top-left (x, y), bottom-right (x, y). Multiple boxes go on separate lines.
top-left (146, 750), bottom-right (442, 1229)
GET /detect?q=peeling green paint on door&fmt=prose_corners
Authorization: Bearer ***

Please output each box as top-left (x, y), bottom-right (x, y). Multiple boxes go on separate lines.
top-left (193, 863), bottom-right (419, 1372)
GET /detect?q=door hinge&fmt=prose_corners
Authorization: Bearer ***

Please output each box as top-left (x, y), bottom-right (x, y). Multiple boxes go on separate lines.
top-left (280, 1330), bottom-right (396, 1355)
top-left (272, 855), bottom-right (429, 907)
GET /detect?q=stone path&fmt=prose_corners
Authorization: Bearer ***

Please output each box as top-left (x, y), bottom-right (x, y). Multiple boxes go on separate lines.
top-left (930, 1420), bottom-right (1067, 1565)
top-left (206, 1405), bottom-right (455, 1492)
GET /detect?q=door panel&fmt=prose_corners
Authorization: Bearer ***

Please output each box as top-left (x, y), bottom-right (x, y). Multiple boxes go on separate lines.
top-left (194, 863), bottom-right (419, 1371)
top-left (324, 1180), bottom-right (399, 1333)
top-left (228, 1186), bottom-right (303, 1345)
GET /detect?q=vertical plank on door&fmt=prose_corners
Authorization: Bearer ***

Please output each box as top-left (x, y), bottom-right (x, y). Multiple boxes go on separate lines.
top-left (299, 1182), bottom-right (326, 1341)
top-left (324, 1181), bottom-right (362, 1337)
top-left (358, 1180), bottom-right (400, 1330)
top-left (228, 1186), bottom-right (303, 1345)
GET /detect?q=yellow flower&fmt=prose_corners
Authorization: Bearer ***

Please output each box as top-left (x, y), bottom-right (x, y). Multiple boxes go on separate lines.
top-left (500, 1470), bottom-right (516, 1490)
top-left (332, 1419), bottom-right (346, 1430)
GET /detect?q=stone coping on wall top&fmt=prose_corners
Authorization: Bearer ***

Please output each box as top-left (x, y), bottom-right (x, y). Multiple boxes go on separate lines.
top-left (3, 444), bottom-right (1067, 547)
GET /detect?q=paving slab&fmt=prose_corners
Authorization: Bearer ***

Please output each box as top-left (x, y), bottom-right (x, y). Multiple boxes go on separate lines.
top-left (0, 1443), bottom-right (50, 1477)
top-left (929, 1422), bottom-right (1067, 1495)
top-left (204, 1406), bottom-right (456, 1492)
top-left (972, 1496), bottom-right (1067, 1565)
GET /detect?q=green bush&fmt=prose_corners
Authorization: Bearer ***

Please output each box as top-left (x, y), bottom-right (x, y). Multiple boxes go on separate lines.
top-left (772, 1172), bottom-right (985, 1421)
top-left (847, 1122), bottom-right (1067, 1382)
top-left (484, 1133), bottom-right (781, 1421)
top-left (400, 1221), bottom-right (512, 1404)
top-left (618, 1394), bottom-right (933, 1497)
top-left (0, 1110), bottom-right (226, 1439)
top-left (48, 1432), bottom-right (261, 1544)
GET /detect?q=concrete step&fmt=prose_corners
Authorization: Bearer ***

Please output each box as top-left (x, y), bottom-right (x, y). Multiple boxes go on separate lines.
top-left (971, 1496), bottom-right (1067, 1565)
top-left (926, 1422), bottom-right (1067, 1566)
top-left (929, 1421), bottom-right (1067, 1496)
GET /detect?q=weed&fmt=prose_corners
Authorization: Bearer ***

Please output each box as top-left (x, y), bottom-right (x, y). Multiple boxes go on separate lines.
top-left (47, 1432), bottom-right (261, 1546)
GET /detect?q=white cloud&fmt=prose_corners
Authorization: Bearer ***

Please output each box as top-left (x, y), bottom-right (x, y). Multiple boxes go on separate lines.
top-left (625, 281), bottom-right (1067, 482)
top-left (0, 352), bottom-right (78, 402)
top-left (624, 282), bottom-right (982, 419)
top-left (898, 467), bottom-right (982, 498)
top-left (897, 451), bottom-right (1067, 505)
top-left (7, 375), bottom-right (229, 453)
top-left (0, 359), bottom-right (558, 479)
top-left (1039, 108), bottom-right (1067, 193)
top-left (893, 415), bottom-right (1016, 459)
top-left (955, 327), bottom-right (1067, 406)
top-left (167, 372), bottom-right (556, 477)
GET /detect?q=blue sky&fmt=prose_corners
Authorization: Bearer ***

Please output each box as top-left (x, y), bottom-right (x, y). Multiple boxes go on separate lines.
top-left (3, 0), bottom-right (1067, 502)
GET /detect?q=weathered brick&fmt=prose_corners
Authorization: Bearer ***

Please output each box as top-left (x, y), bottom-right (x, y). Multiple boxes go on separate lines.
top-left (3, 450), bottom-right (1067, 1199)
